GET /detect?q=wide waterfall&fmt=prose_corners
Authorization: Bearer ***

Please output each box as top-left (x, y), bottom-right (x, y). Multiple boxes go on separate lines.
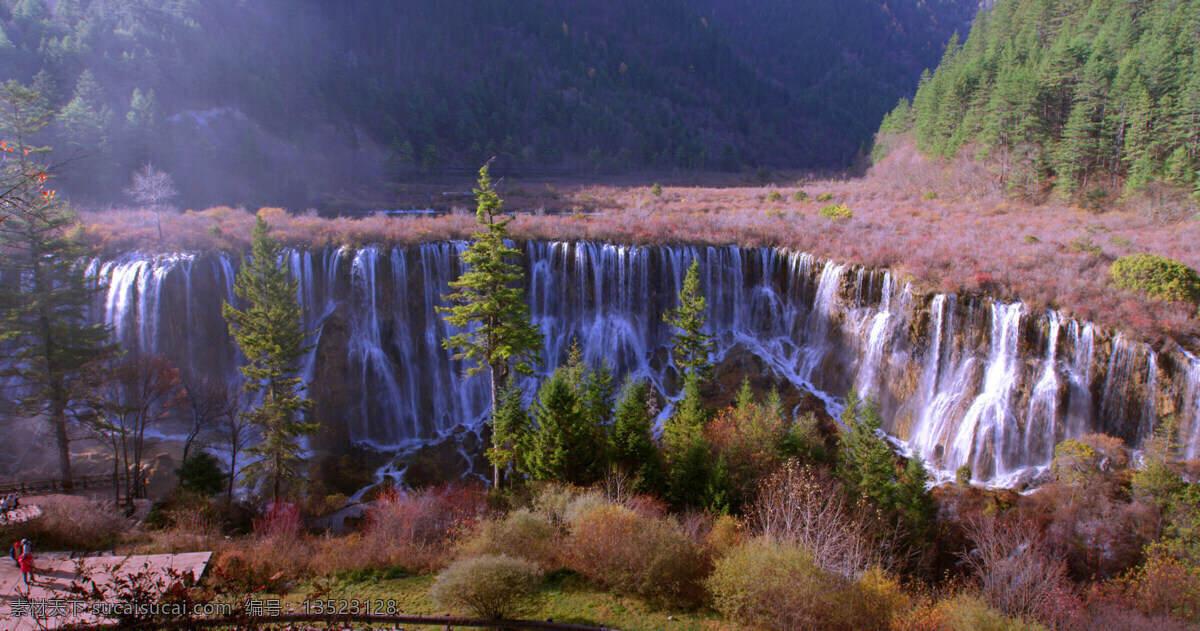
top-left (96, 242), bottom-right (1200, 485)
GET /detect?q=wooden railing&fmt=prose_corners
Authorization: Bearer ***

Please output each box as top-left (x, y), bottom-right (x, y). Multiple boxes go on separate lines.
top-left (0, 473), bottom-right (119, 495)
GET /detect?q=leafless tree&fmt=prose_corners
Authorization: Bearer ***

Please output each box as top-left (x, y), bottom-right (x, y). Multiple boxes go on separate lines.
top-left (216, 381), bottom-right (255, 505)
top-left (179, 373), bottom-right (225, 471)
top-left (961, 514), bottom-right (1069, 621)
top-left (86, 355), bottom-right (184, 505)
top-left (124, 163), bottom-right (177, 242)
top-left (746, 459), bottom-right (892, 577)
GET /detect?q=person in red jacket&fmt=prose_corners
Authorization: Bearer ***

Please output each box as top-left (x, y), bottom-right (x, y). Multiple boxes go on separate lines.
top-left (18, 550), bottom-right (33, 585)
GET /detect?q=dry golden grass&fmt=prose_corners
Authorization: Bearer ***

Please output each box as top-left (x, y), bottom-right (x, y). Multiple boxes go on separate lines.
top-left (78, 143), bottom-right (1200, 342)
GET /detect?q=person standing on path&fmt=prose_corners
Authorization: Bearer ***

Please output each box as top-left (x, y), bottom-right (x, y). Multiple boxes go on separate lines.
top-left (9, 540), bottom-right (20, 568)
top-left (21, 538), bottom-right (32, 557)
top-left (18, 550), bottom-right (33, 585)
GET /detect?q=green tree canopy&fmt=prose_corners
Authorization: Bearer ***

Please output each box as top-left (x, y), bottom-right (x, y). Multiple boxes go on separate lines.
top-left (439, 164), bottom-right (543, 487)
top-left (664, 258), bottom-right (713, 382)
top-left (222, 215), bottom-right (314, 503)
top-left (0, 82), bottom-right (112, 485)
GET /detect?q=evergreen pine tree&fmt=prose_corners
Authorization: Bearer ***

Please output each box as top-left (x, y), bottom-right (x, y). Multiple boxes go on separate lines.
top-left (439, 164), bottom-right (543, 488)
top-left (705, 453), bottom-right (735, 514)
top-left (838, 390), bottom-right (897, 509)
top-left (0, 81), bottom-right (112, 486)
top-left (526, 369), bottom-right (583, 482)
top-left (663, 259), bottom-right (713, 382)
top-left (488, 384), bottom-right (532, 484)
top-left (667, 437), bottom-right (710, 509)
top-left (222, 216), bottom-right (315, 504)
top-left (58, 69), bottom-right (111, 153)
top-left (899, 455), bottom-right (934, 535)
top-left (662, 372), bottom-right (707, 457)
top-left (608, 377), bottom-right (662, 493)
top-left (661, 371), bottom-right (710, 508)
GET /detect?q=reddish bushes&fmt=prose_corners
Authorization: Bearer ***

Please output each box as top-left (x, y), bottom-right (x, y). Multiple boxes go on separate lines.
top-left (961, 515), bottom-right (1069, 623)
top-left (358, 484), bottom-right (488, 573)
top-left (564, 504), bottom-right (709, 608)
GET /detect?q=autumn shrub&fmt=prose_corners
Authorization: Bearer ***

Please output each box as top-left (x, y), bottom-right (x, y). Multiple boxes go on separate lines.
top-left (1109, 254), bottom-right (1200, 303)
top-left (793, 189), bottom-right (808, 202)
top-left (1052, 439), bottom-right (1099, 486)
top-left (456, 509), bottom-right (558, 569)
top-left (933, 594), bottom-right (1047, 631)
top-left (817, 192), bottom-right (834, 202)
top-left (5, 495), bottom-right (129, 552)
top-left (1026, 480), bottom-right (1157, 579)
top-left (766, 190), bottom-right (783, 202)
top-left (252, 502), bottom-right (303, 539)
top-left (961, 516), bottom-right (1069, 622)
top-left (429, 554), bottom-right (543, 619)
top-left (855, 567), bottom-right (913, 629)
top-left (529, 483), bottom-right (598, 528)
top-left (1078, 432), bottom-right (1129, 470)
top-left (311, 483), bottom-right (487, 576)
top-left (1116, 544), bottom-right (1200, 624)
top-left (956, 464), bottom-right (973, 486)
top-left (564, 504), bottom-right (708, 608)
top-left (747, 460), bottom-right (886, 577)
top-left (139, 493), bottom-right (225, 554)
top-left (210, 545), bottom-right (295, 593)
top-left (819, 203), bottom-right (853, 220)
top-left (706, 537), bottom-right (878, 630)
top-left (705, 513), bottom-right (741, 557)
top-left (704, 384), bottom-right (790, 507)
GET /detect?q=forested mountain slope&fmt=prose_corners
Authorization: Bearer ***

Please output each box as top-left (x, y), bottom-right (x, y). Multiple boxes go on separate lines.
top-left (881, 0), bottom-right (1200, 200)
top-left (0, 0), bottom-right (976, 208)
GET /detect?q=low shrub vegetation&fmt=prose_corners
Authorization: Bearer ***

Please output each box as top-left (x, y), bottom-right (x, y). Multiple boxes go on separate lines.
top-left (819, 203), bottom-right (853, 220)
top-left (429, 554), bottom-right (543, 619)
top-left (1110, 254), bottom-right (1200, 303)
top-left (456, 509), bottom-right (558, 569)
top-left (707, 537), bottom-right (881, 630)
top-left (564, 503), bottom-right (708, 608)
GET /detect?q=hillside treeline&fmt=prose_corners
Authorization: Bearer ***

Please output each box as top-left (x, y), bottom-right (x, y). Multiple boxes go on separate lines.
top-left (0, 0), bottom-right (974, 208)
top-left (881, 0), bottom-right (1200, 199)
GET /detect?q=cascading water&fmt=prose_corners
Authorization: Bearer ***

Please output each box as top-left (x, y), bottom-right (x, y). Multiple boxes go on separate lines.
top-left (1182, 351), bottom-right (1200, 460)
top-left (948, 303), bottom-right (1024, 481)
top-left (91, 242), bottom-right (1200, 485)
top-left (1025, 312), bottom-right (1062, 465)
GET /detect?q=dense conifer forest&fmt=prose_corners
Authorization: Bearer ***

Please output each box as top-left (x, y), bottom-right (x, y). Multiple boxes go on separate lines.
top-left (882, 0), bottom-right (1200, 200)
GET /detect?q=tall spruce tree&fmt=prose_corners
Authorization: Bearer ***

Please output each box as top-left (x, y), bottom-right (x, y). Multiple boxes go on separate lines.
top-left (439, 164), bottom-right (543, 488)
top-left (222, 215), bottom-right (314, 504)
top-left (0, 81), bottom-right (112, 486)
top-left (608, 377), bottom-right (662, 493)
top-left (838, 389), bottom-right (898, 510)
top-left (663, 258), bottom-right (713, 381)
top-left (488, 384), bottom-right (532, 485)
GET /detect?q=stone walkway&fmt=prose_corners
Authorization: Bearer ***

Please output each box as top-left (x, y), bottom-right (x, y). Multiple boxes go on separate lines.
top-left (0, 551), bottom-right (211, 630)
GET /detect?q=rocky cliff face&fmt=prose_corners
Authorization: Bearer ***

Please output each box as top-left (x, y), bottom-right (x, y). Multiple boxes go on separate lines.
top-left (95, 241), bottom-right (1200, 486)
